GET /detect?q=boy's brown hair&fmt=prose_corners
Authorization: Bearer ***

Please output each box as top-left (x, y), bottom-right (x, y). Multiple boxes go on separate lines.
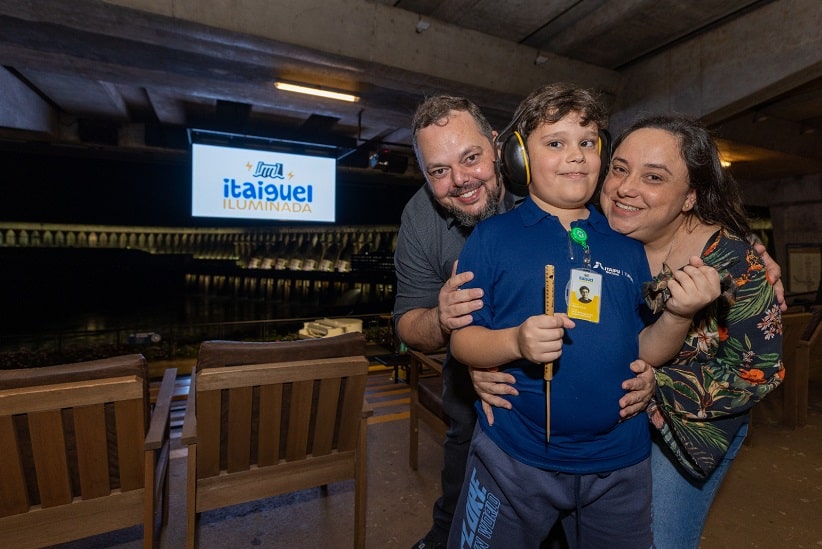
top-left (512, 82), bottom-right (607, 140)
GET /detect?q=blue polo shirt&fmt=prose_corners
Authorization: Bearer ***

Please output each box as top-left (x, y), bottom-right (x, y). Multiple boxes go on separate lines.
top-left (457, 198), bottom-right (652, 474)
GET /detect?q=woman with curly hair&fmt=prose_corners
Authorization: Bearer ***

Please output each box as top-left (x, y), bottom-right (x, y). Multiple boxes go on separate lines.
top-left (600, 114), bottom-right (784, 548)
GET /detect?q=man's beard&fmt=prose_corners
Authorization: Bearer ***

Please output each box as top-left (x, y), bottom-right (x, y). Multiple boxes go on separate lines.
top-left (446, 183), bottom-right (501, 229)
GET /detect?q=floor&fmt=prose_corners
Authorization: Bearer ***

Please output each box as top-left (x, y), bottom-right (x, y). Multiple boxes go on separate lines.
top-left (49, 368), bottom-right (822, 549)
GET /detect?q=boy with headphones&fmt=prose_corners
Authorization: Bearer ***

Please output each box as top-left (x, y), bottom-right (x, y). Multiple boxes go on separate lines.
top-left (396, 93), bottom-right (658, 549)
top-left (447, 83), bottom-right (719, 548)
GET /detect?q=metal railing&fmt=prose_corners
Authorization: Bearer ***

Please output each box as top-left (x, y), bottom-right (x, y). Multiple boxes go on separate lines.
top-left (0, 313), bottom-right (394, 369)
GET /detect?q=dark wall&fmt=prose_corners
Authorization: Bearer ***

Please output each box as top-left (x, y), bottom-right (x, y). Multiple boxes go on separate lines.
top-left (0, 148), bottom-right (420, 227)
top-left (0, 247), bottom-right (186, 333)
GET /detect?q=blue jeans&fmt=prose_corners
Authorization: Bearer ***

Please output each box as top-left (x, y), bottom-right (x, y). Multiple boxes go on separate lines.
top-left (651, 422), bottom-right (749, 549)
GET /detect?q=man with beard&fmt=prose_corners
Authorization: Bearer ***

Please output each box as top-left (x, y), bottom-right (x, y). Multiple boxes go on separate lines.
top-left (394, 96), bottom-right (652, 549)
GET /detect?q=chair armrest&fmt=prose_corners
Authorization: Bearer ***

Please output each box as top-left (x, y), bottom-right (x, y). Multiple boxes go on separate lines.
top-left (181, 372), bottom-right (198, 446)
top-left (408, 350), bottom-right (446, 374)
top-left (145, 368), bottom-right (177, 450)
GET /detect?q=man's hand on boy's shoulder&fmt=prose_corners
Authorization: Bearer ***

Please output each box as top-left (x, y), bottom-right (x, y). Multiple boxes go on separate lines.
top-left (438, 260), bottom-right (484, 334)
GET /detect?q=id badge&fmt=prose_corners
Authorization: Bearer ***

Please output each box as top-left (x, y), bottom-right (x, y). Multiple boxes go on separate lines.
top-left (566, 268), bottom-right (602, 323)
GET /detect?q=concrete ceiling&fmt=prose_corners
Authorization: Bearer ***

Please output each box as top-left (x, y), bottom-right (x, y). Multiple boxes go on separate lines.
top-left (1, 0), bottom-right (821, 182)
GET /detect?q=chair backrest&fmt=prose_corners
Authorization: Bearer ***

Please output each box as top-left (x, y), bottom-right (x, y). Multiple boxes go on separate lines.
top-left (783, 312), bottom-right (813, 365)
top-left (0, 354), bottom-right (159, 547)
top-left (196, 331), bottom-right (366, 371)
top-left (800, 307), bottom-right (822, 368)
top-left (185, 333), bottom-right (370, 547)
top-left (780, 312), bottom-right (814, 428)
top-left (0, 354), bottom-right (149, 518)
top-left (191, 333), bottom-right (368, 481)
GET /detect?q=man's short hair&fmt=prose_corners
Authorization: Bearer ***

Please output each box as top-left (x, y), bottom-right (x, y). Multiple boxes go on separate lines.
top-left (410, 95), bottom-right (494, 163)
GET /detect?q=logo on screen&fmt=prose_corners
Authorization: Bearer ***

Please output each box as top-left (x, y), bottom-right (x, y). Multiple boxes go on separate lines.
top-left (252, 161), bottom-right (285, 180)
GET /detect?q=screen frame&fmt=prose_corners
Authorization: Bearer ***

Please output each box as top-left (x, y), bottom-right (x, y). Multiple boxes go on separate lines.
top-left (189, 130), bottom-right (340, 223)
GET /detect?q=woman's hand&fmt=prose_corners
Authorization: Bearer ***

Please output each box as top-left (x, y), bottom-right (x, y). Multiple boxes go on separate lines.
top-left (663, 256), bottom-right (721, 318)
top-left (619, 359), bottom-right (656, 419)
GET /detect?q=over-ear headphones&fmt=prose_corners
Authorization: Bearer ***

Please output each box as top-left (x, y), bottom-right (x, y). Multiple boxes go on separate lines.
top-left (495, 107), bottom-right (531, 197)
top-left (495, 112), bottom-right (612, 197)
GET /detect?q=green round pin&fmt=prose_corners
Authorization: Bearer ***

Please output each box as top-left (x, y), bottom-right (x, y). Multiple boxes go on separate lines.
top-left (569, 227), bottom-right (588, 248)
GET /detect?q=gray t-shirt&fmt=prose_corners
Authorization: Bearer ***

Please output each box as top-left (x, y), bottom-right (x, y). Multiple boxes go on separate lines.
top-left (393, 184), bottom-right (521, 321)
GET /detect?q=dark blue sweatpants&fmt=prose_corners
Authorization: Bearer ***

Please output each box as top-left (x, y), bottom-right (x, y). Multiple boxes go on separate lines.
top-left (448, 426), bottom-right (653, 549)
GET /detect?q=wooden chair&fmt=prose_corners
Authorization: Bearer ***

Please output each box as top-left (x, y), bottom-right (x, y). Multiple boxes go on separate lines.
top-left (0, 354), bottom-right (176, 548)
top-left (791, 308), bottom-right (822, 427)
top-left (182, 332), bottom-right (371, 548)
top-left (781, 311), bottom-right (813, 428)
top-left (408, 350), bottom-right (449, 471)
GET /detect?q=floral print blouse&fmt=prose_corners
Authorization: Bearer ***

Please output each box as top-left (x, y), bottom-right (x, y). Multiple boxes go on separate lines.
top-left (647, 229), bottom-right (784, 480)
